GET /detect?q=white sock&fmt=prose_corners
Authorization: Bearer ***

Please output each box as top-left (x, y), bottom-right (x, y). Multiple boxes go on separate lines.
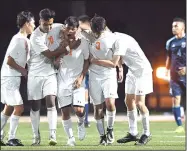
top-left (96, 118), bottom-right (105, 136)
top-left (30, 110), bottom-right (40, 138)
top-left (106, 109), bottom-right (116, 129)
top-left (47, 107), bottom-right (57, 137)
top-left (62, 118), bottom-right (74, 139)
top-left (127, 110), bottom-right (138, 136)
top-left (1, 113), bottom-right (9, 132)
top-left (1, 130), bottom-right (4, 140)
top-left (8, 115), bottom-right (20, 140)
top-left (77, 114), bottom-right (85, 125)
top-left (141, 112), bottom-right (150, 136)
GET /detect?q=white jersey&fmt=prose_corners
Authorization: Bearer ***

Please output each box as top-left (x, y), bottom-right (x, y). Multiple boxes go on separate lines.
top-left (89, 31), bottom-right (117, 80)
top-left (113, 32), bottom-right (152, 77)
top-left (28, 24), bottom-right (60, 76)
top-left (1, 32), bottom-right (30, 77)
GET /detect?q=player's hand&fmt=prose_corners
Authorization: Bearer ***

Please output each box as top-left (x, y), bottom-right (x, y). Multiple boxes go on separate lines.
top-left (73, 76), bottom-right (83, 89)
top-left (117, 67), bottom-right (124, 83)
top-left (20, 68), bottom-right (27, 78)
top-left (178, 67), bottom-right (186, 76)
top-left (69, 39), bottom-right (81, 50)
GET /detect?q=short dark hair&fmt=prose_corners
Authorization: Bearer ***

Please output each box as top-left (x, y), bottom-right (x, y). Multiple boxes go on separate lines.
top-left (173, 17), bottom-right (185, 25)
top-left (39, 8), bottom-right (55, 21)
top-left (78, 15), bottom-right (90, 23)
top-left (17, 11), bottom-right (34, 28)
top-left (90, 15), bottom-right (106, 34)
top-left (64, 16), bottom-right (79, 28)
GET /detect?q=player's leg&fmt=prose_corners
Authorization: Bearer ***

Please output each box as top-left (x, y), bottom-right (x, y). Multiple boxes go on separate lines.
top-left (73, 87), bottom-right (86, 141)
top-left (89, 79), bottom-right (107, 145)
top-left (28, 76), bottom-right (42, 146)
top-left (43, 74), bottom-right (58, 146)
top-left (58, 95), bottom-right (75, 146)
top-left (102, 77), bottom-right (118, 144)
top-left (117, 74), bottom-right (139, 144)
top-left (1, 105), bottom-right (13, 146)
top-left (170, 80), bottom-right (184, 133)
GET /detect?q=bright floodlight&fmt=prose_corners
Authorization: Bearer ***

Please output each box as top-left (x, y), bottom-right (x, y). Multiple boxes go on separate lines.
top-left (156, 67), bottom-right (170, 81)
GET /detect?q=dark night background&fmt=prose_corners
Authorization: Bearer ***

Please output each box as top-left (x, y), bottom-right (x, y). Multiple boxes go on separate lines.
top-left (0, 0), bottom-right (186, 114)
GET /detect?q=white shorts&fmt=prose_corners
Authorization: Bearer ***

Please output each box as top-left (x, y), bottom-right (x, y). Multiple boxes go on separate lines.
top-left (125, 72), bottom-right (153, 95)
top-left (1, 77), bottom-right (23, 106)
top-left (89, 77), bottom-right (118, 105)
top-left (27, 74), bottom-right (57, 100)
top-left (57, 87), bottom-right (85, 108)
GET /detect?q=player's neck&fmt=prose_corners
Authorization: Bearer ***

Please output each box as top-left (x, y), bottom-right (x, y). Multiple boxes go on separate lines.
top-left (19, 29), bottom-right (28, 37)
top-left (175, 32), bottom-right (185, 39)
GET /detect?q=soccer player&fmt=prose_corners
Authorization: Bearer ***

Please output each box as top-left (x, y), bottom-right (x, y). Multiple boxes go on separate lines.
top-left (1, 11), bottom-right (35, 146)
top-left (27, 8), bottom-right (70, 146)
top-left (88, 16), bottom-right (119, 146)
top-left (89, 15), bottom-right (153, 145)
top-left (165, 17), bottom-right (186, 133)
top-left (52, 16), bottom-right (89, 146)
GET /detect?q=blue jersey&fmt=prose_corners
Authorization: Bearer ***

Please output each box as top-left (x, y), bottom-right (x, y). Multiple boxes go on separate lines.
top-left (166, 35), bottom-right (186, 81)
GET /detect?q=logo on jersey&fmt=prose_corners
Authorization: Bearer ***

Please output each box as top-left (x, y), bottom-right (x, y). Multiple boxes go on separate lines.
top-left (181, 42), bottom-right (186, 48)
top-left (171, 44), bottom-right (175, 47)
top-left (95, 41), bottom-right (100, 50)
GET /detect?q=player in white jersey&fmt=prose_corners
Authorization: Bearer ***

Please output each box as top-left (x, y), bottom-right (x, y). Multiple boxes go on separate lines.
top-left (27, 8), bottom-right (73, 146)
top-left (52, 16), bottom-right (89, 146)
top-left (1, 11), bottom-right (35, 146)
top-left (87, 16), bottom-right (121, 146)
top-left (89, 16), bottom-right (153, 145)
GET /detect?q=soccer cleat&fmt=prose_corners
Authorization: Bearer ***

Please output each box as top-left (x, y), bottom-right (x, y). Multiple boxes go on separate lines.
top-left (0, 140), bottom-right (6, 146)
top-left (6, 139), bottom-right (24, 146)
top-left (84, 122), bottom-right (91, 128)
top-left (99, 135), bottom-right (107, 146)
top-left (106, 128), bottom-right (115, 144)
top-left (117, 132), bottom-right (139, 143)
top-left (49, 135), bottom-right (57, 146)
top-left (78, 123), bottom-right (86, 140)
top-left (31, 136), bottom-right (41, 146)
top-left (174, 126), bottom-right (185, 133)
top-left (135, 134), bottom-right (151, 145)
top-left (67, 137), bottom-right (76, 146)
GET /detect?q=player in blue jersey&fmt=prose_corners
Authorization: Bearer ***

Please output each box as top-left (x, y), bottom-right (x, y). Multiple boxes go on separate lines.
top-left (165, 17), bottom-right (186, 133)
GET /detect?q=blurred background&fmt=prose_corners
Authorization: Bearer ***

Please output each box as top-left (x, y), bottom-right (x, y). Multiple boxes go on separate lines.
top-left (0, 0), bottom-right (186, 115)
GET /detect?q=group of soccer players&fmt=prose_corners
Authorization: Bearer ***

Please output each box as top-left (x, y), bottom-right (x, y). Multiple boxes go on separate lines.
top-left (0, 7), bottom-right (186, 147)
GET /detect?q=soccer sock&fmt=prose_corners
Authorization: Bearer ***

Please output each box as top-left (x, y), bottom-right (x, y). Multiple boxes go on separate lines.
top-left (96, 118), bottom-right (105, 136)
top-left (30, 110), bottom-right (40, 138)
top-left (141, 112), bottom-right (150, 136)
top-left (62, 118), bottom-right (74, 139)
top-left (85, 103), bottom-right (89, 123)
top-left (172, 106), bottom-right (182, 126)
top-left (8, 115), bottom-right (20, 140)
top-left (106, 109), bottom-right (116, 129)
top-left (47, 107), bottom-right (57, 137)
top-left (1, 112), bottom-right (9, 132)
top-left (127, 110), bottom-right (138, 136)
top-left (77, 113), bottom-right (85, 126)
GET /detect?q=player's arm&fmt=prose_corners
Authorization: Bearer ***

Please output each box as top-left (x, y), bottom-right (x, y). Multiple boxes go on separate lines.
top-left (165, 41), bottom-right (171, 76)
top-left (117, 57), bottom-right (124, 82)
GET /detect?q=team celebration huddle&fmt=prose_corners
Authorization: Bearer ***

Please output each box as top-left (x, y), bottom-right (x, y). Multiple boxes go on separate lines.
top-left (1, 7), bottom-right (183, 147)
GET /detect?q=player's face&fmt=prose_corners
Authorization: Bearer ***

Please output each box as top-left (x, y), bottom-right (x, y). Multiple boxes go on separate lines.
top-left (40, 18), bottom-right (54, 33)
top-left (65, 26), bottom-right (78, 39)
top-left (78, 21), bottom-right (90, 30)
top-left (172, 22), bottom-right (185, 35)
top-left (26, 18), bottom-right (35, 34)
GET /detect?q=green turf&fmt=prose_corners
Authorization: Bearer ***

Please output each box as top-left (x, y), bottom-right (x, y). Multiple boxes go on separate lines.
top-left (1, 121), bottom-right (185, 150)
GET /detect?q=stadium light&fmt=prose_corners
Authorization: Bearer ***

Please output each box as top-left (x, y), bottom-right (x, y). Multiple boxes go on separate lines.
top-left (156, 67), bottom-right (170, 81)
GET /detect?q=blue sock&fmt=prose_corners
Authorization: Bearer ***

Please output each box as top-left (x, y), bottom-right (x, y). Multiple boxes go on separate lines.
top-left (172, 106), bottom-right (182, 126)
top-left (85, 103), bottom-right (89, 123)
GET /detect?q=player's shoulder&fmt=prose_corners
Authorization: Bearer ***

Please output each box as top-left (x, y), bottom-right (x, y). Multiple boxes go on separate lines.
top-left (166, 36), bottom-right (176, 45)
top-left (11, 33), bottom-right (27, 44)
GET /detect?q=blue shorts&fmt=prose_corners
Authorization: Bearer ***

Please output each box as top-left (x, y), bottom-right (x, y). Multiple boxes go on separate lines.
top-left (170, 77), bottom-right (186, 97)
top-left (85, 73), bottom-right (89, 90)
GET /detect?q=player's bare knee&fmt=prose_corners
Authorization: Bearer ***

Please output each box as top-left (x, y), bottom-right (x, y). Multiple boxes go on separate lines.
top-left (45, 95), bottom-right (56, 108)
top-left (14, 105), bottom-right (24, 115)
top-left (105, 98), bottom-right (115, 111)
top-left (136, 101), bottom-right (144, 111)
top-left (74, 106), bottom-right (84, 117)
top-left (31, 100), bottom-right (41, 111)
top-left (61, 107), bottom-right (71, 120)
top-left (94, 104), bottom-right (104, 119)
top-left (3, 105), bottom-right (14, 116)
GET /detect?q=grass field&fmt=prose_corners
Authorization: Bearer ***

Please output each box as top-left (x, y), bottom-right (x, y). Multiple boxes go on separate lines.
top-left (1, 121), bottom-right (185, 150)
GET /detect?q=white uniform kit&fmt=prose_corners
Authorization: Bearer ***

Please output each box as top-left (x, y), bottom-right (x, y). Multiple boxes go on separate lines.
top-left (89, 31), bottom-right (118, 105)
top-left (113, 32), bottom-right (153, 95)
top-left (1, 33), bottom-right (30, 105)
top-left (46, 25), bottom-right (89, 108)
top-left (27, 24), bottom-right (62, 100)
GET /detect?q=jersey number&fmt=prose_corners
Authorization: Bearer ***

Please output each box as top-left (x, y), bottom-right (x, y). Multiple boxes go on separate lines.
top-left (96, 41), bottom-right (100, 50)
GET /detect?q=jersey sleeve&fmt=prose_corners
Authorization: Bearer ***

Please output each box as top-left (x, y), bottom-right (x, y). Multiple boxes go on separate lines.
top-left (30, 33), bottom-right (48, 54)
top-left (112, 39), bottom-right (128, 56)
top-left (8, 38), bottom-right (25, 60)
top-left (165, 40), bottom-right (171, 51)
top-left (82, 39), bottom-right (89, 60)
